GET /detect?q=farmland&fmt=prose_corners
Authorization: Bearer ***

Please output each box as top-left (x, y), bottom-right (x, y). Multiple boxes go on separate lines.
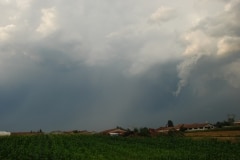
top-left (185, 130), bottom-right (240, 142)
top-left (0, 134), bottom-right (240, 160)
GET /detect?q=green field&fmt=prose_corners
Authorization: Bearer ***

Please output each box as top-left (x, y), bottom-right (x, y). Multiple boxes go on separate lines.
top-left (0, 134), bottom-right (239, 160)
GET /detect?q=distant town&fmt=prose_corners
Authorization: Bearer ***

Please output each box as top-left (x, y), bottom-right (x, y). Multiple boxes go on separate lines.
top-left (1, 116), bottom-right (240, 137)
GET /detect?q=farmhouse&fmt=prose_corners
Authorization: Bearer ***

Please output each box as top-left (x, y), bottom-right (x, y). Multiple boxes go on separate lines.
top-left (234, 120), bottom-right (240, 126)
top-left (101, 128), bottom-right (127, 136)
top-left (181, 123), bottom-right (215, 131)
top-left (0, 131), bottom-right (11, 136)
top-left (156, 123), bottom-right (215, 133)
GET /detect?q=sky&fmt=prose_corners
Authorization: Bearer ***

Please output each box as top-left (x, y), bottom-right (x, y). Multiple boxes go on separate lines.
top-left (0, 0), bottom-right (240, 132)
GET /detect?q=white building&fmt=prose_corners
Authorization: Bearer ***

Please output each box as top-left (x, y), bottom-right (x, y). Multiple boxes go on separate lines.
top-left (0, 131), bottom-right (11, 136)
top-left (234, 120), bottom-right (240, 126)
top-left (183, 123), bottom-right (215, 131)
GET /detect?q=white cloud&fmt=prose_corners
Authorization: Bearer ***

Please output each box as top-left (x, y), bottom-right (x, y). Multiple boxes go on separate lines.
top-left (17, 0), bottom-right (32, 10)
top-left (182, 30), bottom-right (217, 56)
top-left (175, 0), bottom-right (240, 95)
top-left (217, 36), bottom-right (240, 55)
top-left (174, 54), bottom-right (200, 96)
top-left (36, 7), bottom-right (58, 36)
top-left (149, 6), bottom-right (176, 23)
top-left (174, 30), bottom-right (217, 96)
top-left (224, 0), bottom-right (240, 11)
top-left (0, 24), bottom-right (16, 42)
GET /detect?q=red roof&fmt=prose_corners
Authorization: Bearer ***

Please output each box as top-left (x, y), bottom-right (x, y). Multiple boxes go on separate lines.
top-left (181, 123), bottom-right (212, 129)
top-left (156, 123), bottom-right (214, 132)
top-left (101, 128), bottom-right (127, 135)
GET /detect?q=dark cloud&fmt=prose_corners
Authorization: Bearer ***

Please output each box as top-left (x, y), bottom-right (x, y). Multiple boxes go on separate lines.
top-left (179, 54), bottom-right (240, 122)
top-left (0, 56), bottom-right (179, 131)
top-left (2, 52), bottom-right (239, 132)
top-left (0, 0), bottom-right (240, 132)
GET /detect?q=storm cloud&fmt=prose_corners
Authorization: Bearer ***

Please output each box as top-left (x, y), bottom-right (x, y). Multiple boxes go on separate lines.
top-left (0, 0), bottom-right (240, 132)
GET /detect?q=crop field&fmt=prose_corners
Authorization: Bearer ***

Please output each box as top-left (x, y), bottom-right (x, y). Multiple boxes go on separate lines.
top-left (0, 134), bottom-right (240, 160)
top-left (184, 130), bottom-right (240, 142)
top-left (185, 130), bottom-right (240, 137)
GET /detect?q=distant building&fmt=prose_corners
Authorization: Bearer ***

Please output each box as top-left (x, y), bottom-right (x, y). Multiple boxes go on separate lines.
top-left (180, 123), bottom-right (215, 131)
top-left (156, 123), bottom-right (215, 133)
top-left (234, 120), bottom-right (240, 126)
top-left (100, 128), bottom-right (127, 136)
top-left (0, 131), bottom-right (11, 136)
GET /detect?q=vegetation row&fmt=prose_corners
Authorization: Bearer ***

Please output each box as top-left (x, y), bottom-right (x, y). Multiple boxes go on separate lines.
top-left (0, 134), bottom-right (239, 160)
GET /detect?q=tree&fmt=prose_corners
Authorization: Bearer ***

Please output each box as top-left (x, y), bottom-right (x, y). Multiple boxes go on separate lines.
top-left (139, 127), bottom-right (150, 137)
top-left (39, 129), bottom-right (43, 133)
top-left (133, 128), bottom-right (139, 133)
top-left (167, 120), bottom-right (174, 127)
